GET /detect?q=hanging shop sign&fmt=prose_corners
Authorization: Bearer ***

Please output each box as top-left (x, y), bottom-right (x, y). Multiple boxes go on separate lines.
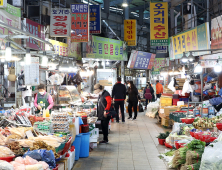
top-left (151, 58), bottom-right (167, 75)
top-left (50, 8), bottom-right (71, 37)
top-left (67, 37), bottom-right (81, 60)
top-left (0, 0), bottom-right (7, 8)
top-left (211, 15), bottom-right (222, 49)
top-left (0, 4), bottom-right (21, 49)
top-left (127, 50), bottom-right (156, 69)
top-left (23, 18), bottom-right (45, 50)
top-left (24, 57), bottom-right (39, 86)
top-left (49, 40), bottom-right (68, 56)
top-left (89, 5), bottom-right (101, 34)
top-left (71, 4), bottom-right (89, 42)
top-left (147, 54), bottom-right (156, 69)
top-left (156, 46), bottom-right (167, 53)
top-left (12, 0), bottom-right (22, 6)
top-left (150, 2), bottom-right (168, 46)
top-left (169, 22), bottom-right (210, 60)
top-left (200, 53), bottom-right (222, 68)
top-left (124, 19), bottom-right (137, 46)
top-left (85, 35), bottom-right (126, 61)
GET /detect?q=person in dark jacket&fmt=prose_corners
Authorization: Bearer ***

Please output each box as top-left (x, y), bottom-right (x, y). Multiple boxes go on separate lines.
top-left (127, 81), bottom-right (140, 120)
top-left (94, 83), bottom-right (111, 144)
top-left (143, 82), bottom-right (154, 106)
top-left (112, 77), bottom-right (126, 123)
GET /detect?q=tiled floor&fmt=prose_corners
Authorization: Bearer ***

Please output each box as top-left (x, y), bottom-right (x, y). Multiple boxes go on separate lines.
top-left (73, 112), bottom-right (170, 170)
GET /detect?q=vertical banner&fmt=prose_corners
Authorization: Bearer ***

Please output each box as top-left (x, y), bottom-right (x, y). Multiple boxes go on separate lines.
top-left (23, 18), bottom-right (45, 50)
top-left (90, 5), bottom-right (101, 34)
top-left (152, 58), bottom-right (167, 74)
top-left (150, 2), bottom-right (168, 46)
top-left (211, 15), bottom-right (222, 49)
top-left (50, 8), bottom-right (71, 37)
top-left (124, 19), bottom-right (137, 46)
top-left (71, 4), bottom-right (89, 42)
top-left (147, 54), bottom-right (156, 69)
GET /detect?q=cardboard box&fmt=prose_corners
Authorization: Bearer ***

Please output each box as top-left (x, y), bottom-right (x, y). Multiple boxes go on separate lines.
top-left (161, 117), bottom-right (169, 126)
top-left (58, 163), bottom-right (65, 170)
top-left (57, 158), bottom-right (68, 170)
top-left (161, 106), bottom-right (180, 117)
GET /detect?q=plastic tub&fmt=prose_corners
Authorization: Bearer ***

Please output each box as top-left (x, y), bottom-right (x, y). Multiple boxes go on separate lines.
top-left (190, 131), bottom-right (194, 137)
top-left (72, 134), bottom-right (82, 160)
top-left (210, 137), bottom-right (217, 142)
top-left (165, 142), bottom-right (173, 149)
top-left (197, 132), bottom-right (204, 140)
top-left (181, 118), bottom-right (195, 124)
top-left (216, 123), bottom-right (222, 131)
top-left (79, 132), bottom-right (90, 158)
top-left (200, 134), bottom-right (211, 142)
top-left (0, 156), bottom-right (15, 162)
top-left (175, 141), bottom-right (180, 149)
top-left (158, 138), bottom-right (165, 145)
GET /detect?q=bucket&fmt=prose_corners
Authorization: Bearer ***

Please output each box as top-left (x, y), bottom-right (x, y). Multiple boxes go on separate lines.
top-left (79, 132), bottom-right (90, 158)
top-left (158, 138), bottom-right (165, 145)
top-left (72, 134), bottom-right (82, 160)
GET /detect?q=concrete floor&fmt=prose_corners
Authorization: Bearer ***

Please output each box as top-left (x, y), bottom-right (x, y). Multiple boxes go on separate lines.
top-left (73, 112), bottom-right (170, 170)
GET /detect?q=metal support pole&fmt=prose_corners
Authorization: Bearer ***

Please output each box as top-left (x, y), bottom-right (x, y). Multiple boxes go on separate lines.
top-left (182, 3), bottom-right (183, 31)
top-left (191, 0), bottom-right (193, 28)
top-left (200, 73), bottom-right (203, 117)
top-left (207, 0), bottom-right (209, 22)
top-left (170, 8), bottom-right (175, 36)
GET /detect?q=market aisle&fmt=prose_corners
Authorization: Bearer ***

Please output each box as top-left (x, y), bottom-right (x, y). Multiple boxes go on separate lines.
top-left (73, 112), bottom-right (170, 170)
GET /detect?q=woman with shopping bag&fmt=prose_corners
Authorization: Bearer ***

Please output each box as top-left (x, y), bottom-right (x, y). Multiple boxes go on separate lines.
top-left (127, 81), bottom-right (140, 120)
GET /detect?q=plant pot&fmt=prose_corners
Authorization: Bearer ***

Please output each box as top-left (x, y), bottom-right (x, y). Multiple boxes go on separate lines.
top-left (158, 138), bottom-right (165, 145)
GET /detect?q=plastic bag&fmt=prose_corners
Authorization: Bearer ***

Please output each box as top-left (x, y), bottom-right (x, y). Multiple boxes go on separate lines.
top-left (0, 160), bottom-right (14, 170)
top-left (23, 151), bottom-right (42, 162)
top-left (182, 80), bottom-right (193, 96)
top-left (209, 97), bottom-right (222, 106)
top-left (203, 83), bottom-right (212, 91)
top-left (168, 78), bottom-right (176, 92)
top-left (200, 142), bottom-right (222, 170)
top-left (145, 99), bottom-right (160, 118)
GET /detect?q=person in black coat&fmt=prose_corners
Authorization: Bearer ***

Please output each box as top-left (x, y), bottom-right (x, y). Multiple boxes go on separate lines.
top-left (112, 77), bottom-right (126, 123)
top-left (94, 83), bottom-right (112, 144)
top-left (127, 81), bottom-right (140, 120)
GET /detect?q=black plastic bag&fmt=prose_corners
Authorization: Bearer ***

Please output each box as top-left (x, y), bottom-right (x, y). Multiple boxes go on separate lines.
top-left (139, 103), bottom-right (144, 112)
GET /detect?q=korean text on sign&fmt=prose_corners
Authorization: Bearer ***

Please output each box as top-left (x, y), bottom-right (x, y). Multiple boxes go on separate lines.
top-left (90, 5), bottom-right (101, 34)
top-left (50, 8), bottom-right (71, 37)
top-left (124, 19), bottom-right (137, 46)
top-left (71, 4), bottom-right (89, 42)
top-left (150, 2), bottom-right (168, 46)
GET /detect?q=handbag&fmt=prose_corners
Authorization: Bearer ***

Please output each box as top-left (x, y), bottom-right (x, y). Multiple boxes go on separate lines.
top-left (101, 101), bottom-right (117, 119)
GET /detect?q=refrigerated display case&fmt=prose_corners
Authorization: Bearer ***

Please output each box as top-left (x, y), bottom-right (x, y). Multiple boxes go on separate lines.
top-left (58, 85), bottom-right (80, 104)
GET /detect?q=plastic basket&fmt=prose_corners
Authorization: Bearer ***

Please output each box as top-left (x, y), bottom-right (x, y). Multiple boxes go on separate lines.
top-left (216, 123), bottom-right (222, 131)
top-left (190, 131), bottom-right (194, 137)
top-left (165, 142), bottom-right (173, 149)
top-left (0, 156), bottom-right (15, 162)
top-left (158, 138), bottom-right (165, 145)
top-left (210, 137), bottom-right (217, 142)
top-left (55, 141), bottom-right (66, 153)
top-left (181, 118), bottom-right (195, 124)
top-left (61, 137), bottom-right (72, 155)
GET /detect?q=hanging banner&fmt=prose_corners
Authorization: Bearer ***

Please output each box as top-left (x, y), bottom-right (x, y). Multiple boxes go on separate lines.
top-left (127, 50), bottom-right (156, 69)
top-left (150, 2), bottom-right (168, 46)
top-left (90, 5), bottom-right (101, 34)
top-left (169, 22), bottom-right (210, 60)
top-left (148, 54), bottom-right (156, 69)
top-left (67, 37), bottom-right (81, 60)
top-left (71, 4), bottom-right (89, 42)
top-left (211, 15), bottom-right (222, 49)
top-left (48, 40), bottom-right (68, 56)
top-left (0, 0), bottom-right (7, 8)
top-left (23, 18), bottom-right (45, 50)
top-left (0, 4), bottom-right (21, 49)
top-left (156, 46), bottom-right (167, 53)
top-left (85, 35), bottom-right (126, 60)
top-left (124, 19), bottom-right (137, 46)
top-left (50, 8), bottom-right (71, 37)
top-left (151, 58), bottom-right (167, 75)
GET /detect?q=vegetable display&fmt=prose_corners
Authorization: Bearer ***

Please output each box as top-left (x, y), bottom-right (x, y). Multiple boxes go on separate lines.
top-left (193, 116), bottom-right (222, 128)
top-left (164, 150), bottom-right (175, 157)
top-left (157, 131), bottom-right (170, 139)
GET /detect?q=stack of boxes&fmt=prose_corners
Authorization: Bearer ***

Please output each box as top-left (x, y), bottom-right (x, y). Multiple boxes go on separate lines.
top-left (89, 124), bottom-right (99, 148)
top-left (176, 78), bottom-right (186, 90)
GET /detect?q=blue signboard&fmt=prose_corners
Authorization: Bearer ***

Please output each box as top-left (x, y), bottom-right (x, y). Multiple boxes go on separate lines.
top-left (90, 5), bottom-right (101, 34)
top-left (156, 46), bottom-right (167, 53)
top-left (133, 51), bottom-right (152, 69)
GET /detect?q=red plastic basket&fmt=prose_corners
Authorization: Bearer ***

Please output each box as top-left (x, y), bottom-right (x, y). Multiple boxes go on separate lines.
top-left (165, 142), bottom-right (173, 149)
top-left (175, 141), bottom-right (180, 149)
top-left (210, 137), bottom-right (217, 142)
top-left (216, 123), bottom-right (222, 131)
top-left (190, 131), bottom-right (194, 137)
top-left (158, 138), bottom-right (165, 145)
top-left (181, 118), bottom-right (195, 124)
top-left (61, 137), bottom-right (72, 155)
top-left (0, 156), bottom-right (15, 162)
top-left (200, 134), bottom-right (211, 142)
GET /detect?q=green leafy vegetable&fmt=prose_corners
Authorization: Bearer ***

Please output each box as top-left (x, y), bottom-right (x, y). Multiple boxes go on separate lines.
top-left (157, 131), bottom-right (170, 139)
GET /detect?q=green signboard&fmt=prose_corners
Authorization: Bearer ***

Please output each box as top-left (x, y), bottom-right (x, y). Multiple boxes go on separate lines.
top-left (86, 35), bottom-right (127, 61)
top-left (5, 3), bottom-right (21, 17)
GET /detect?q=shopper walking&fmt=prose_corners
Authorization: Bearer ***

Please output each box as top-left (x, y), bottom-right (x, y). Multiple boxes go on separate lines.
top-left (112, 77), bottom-right (126, 123)
top-left (94, 83), bottom-right (111, 144)
top-left (144, 82), bottom-right (154, 107)
top-left (156, 80), bottom-right (163, 99)
top-left (127, 81), bottom-right (140, 120)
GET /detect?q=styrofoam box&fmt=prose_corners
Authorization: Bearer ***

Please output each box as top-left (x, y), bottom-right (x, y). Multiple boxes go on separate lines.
top-left (90, 136), bottom-right (98, 143)
top-left (90, 142), bottom-right (97, 148)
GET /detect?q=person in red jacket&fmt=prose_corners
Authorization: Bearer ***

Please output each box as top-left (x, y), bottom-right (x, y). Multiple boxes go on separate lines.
top-left (156, 80), bottom-right (163, 99)
top-left (94, 83), bottom-right (111, 144)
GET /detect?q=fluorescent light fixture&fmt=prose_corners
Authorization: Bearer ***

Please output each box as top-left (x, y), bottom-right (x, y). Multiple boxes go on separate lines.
top-left (1, 58), bottom-right (5, 62)
top-left (122, 2), bottom-right (128, 7)
top-left (106, 61), bottom-right (109, 65)
top-left (25, 49), bottom-right (31, 65)
top-left (108, 77), bottom-right (112, 82)
top-left (194, 63), bottom-right (202, 74)
top-left (5, 42), bottom-right (11, 61)
top-left (214, 61), bottom-right (222, 73)
top-left (41, 51), bottom-right (48, 67)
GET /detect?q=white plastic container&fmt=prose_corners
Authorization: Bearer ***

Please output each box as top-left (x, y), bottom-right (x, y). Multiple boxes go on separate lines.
top-left (74, 117), bottom-right (80, 135)
top-left (65, 153), bottom-right (72, 170)
top-left (69, 146), bottom-right (75, 168)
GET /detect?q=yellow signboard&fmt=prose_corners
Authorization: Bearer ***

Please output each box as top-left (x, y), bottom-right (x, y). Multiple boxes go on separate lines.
top-left (150, 2), bottom-right (168, 46)
top-left (124, 19), bottom-right (137, 46)
top-left (169, 23), bottom-right (210, 60)
top-left (0, 0), bottom-right (7, 8)
top-left (49, 40), bottom-right (68, 56)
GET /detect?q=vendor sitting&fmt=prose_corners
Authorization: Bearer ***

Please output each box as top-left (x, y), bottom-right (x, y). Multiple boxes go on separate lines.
top-left (34, 84), bottom-right (54, 113)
